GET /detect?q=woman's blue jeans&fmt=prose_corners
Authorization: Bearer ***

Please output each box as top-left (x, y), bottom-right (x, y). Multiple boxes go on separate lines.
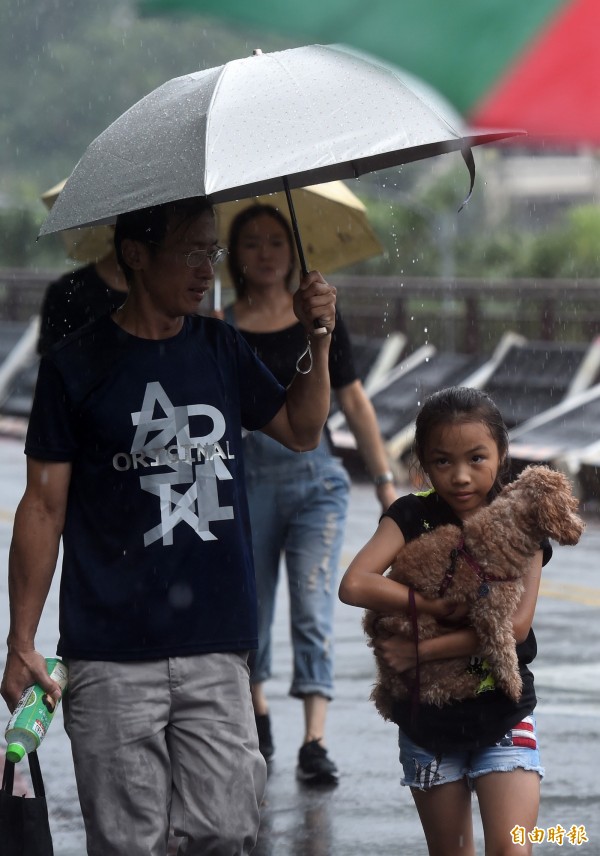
top-left (243, 432), bottom-right (350, 699)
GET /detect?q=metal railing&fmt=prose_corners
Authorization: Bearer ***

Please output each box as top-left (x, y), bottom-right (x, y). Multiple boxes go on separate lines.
top-left (1, 268), bottom-right (599, 354)
top-left (329, 274), bottom-right (600, 354)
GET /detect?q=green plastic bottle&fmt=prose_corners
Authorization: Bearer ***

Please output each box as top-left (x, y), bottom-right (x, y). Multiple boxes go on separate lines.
top-left (4, 657), bottom-right (69, 763)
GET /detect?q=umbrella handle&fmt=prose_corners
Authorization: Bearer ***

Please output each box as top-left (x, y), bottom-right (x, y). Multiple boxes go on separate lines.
top-left (283, 176), bottom-right (309, 277)
top-left (283, 177), bottom-right (328, 337)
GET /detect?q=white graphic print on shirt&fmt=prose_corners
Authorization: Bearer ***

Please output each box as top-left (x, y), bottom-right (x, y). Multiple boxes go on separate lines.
top-left (115, 381), bottom-right (235, 546)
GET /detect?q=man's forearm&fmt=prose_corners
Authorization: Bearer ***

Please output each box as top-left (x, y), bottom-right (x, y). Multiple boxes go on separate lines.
top-left (7, 501), bottom-right (62, 651)
top-left (1, 498), bottom-right (64, 710)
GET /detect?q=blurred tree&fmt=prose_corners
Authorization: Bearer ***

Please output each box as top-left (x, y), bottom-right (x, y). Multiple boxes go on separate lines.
top-left (348, 162), bottom-right (526, 280)
top-left (1, 0), bottom-right (599, 281)
top-left (0, 206), bottom-right (63, 267)
top-left (349, 199), bottom-right (436, 277)
top-left (524, 204), bottom-right (600, 279)
top-left (0, 0), bottom-right (289, 195)
top-left (0, 0), bottom-right (290, 267)
top-left (352, 168), bottom-right (600, 282)
top-left (454, 231), bottom-right (531, 279)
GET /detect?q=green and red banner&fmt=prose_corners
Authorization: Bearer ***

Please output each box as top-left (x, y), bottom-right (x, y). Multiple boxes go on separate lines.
top-left (138, 0), bottom-right (600, 145)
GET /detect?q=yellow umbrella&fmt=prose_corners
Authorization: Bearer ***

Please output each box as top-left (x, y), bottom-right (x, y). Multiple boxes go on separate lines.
top-left (41, 179), bottom-right (115, 264)
top-left (42, 178), bottom-right (383, 312)
top-left (214, 180), bottom-right (384, 311)
top-left (215, 180), bottom-right (383, 286)
top-left (42, 178), bottom-right (382, 273)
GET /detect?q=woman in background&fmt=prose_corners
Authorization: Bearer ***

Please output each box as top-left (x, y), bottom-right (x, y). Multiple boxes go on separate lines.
top-left (224, 204), bottom-right (396, 785)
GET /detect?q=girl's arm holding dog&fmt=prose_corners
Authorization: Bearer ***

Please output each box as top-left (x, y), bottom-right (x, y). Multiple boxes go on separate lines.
top-left (339, 519), bottom-right (544, 673)
top-left (339, 517), bottom-right (466, 621)
top-left (377, 550), bottom-right (542, 672)
top-left (375, 550), bottom-right (543, 673)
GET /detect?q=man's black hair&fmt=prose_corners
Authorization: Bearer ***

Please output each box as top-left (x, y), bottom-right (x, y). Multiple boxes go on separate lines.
top-left (114, 197), bottom-right (214, 281)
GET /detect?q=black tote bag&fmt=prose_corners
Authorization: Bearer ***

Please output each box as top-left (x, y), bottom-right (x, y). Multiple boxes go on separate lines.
top-left (0, 750), bottom-right (54, 856)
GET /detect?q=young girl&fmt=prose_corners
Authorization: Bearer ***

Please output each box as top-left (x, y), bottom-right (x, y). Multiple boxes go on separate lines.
top-left (339, 387), bottom-right (549, 856)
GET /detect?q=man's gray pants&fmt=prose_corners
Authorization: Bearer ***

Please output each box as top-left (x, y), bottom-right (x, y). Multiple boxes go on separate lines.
top-left (63, 653), bottom-right (267, 855)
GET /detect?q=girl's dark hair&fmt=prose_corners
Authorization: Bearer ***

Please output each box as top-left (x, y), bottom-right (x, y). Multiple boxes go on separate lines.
top-left (226, 204), bottom-right (296, 298)
top-left (114, 197), bottom-right (215, 281)
top-left (414, 386), bottom-right (511, 497)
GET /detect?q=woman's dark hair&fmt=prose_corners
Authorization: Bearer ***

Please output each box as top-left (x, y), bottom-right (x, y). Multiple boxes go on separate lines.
top-left (226, 204), bottom-right (296, 298)
top-left (114, 197), bottom-right (215, 282)
top-left (413, 386), bottom-right (511, 497)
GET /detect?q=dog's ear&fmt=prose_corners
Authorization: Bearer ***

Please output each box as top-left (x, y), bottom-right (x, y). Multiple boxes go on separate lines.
top-left (533, 469), bottom-right (585, 545)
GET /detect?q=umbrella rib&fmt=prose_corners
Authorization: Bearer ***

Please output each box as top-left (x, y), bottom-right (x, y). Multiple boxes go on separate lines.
top-left (458, 146), bottom-right (476, 211)
top-left (203, 63), bottom-right (230, 196)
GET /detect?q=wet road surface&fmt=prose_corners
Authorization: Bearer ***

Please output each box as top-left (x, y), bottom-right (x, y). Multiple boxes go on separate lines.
top-left (0, 436), bottom-right (598, 855)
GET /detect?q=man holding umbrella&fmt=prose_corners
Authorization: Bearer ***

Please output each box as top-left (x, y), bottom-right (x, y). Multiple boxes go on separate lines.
top-left (5, 42), bottom-right (514, 855)
top-left (1, 196), bottom-right (337, 855)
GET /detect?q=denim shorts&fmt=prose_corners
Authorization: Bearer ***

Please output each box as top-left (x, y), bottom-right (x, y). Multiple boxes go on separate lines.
top-left (398, 715), bottom-right (545, 791)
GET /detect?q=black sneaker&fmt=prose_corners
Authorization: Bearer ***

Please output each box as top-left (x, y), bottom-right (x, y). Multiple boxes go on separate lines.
top-left (296, 740), bottom-right (338, 785)
top-left (255, 713), bottom-right (275, 761)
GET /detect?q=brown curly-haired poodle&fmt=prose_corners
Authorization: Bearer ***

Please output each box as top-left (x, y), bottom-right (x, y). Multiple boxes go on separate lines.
top-left (363, 465), bottom-right (585, 720)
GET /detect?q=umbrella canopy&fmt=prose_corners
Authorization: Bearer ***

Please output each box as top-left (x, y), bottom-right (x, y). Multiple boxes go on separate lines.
top-left (40, 45), bottom-right (516, 249)
top-left (138, 0), bottom-right (599, 146)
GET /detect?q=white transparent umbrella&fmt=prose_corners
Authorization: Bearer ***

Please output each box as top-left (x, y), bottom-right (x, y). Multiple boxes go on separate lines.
top-left (39, 44), bottom-right (520, 276)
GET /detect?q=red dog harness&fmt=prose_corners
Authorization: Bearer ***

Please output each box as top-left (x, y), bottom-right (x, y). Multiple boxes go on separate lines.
top-left (437, 536), bottom-right (504, 599)
top-left (407, 536), bottom-right (504, 723)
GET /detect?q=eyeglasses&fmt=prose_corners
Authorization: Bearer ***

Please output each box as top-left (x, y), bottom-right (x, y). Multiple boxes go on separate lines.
top-left (181, 247), bottom-right (228, 268)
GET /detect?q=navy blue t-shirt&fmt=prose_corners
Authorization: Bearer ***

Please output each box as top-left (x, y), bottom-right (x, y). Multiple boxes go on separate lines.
top-left (26, 314), bottom-right (287, 661)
